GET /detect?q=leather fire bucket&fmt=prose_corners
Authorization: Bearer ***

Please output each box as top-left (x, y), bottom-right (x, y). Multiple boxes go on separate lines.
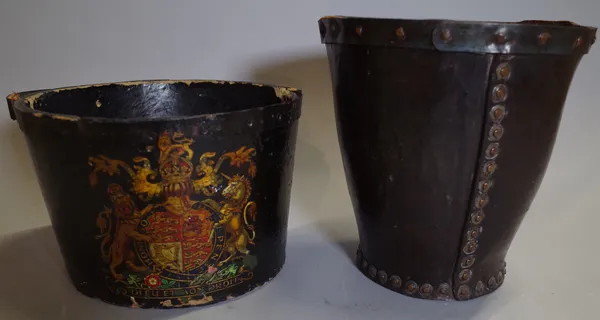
top-left (318, 16), bottom-right (596, 301)
top-left (7, 80), bottom-right (302, 308)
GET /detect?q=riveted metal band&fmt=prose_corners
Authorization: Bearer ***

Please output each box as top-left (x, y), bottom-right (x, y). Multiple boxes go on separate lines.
top-left (318, 16), bottom-right (597, 55)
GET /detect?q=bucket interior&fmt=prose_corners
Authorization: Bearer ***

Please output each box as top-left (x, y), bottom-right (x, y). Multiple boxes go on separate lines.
top-left (518, 20), bottom-right (580, 27)
top-left (25, 81), bottom-right (293, 119)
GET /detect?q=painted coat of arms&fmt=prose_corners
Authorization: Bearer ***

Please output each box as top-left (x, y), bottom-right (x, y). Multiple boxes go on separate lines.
top-left (88, 131), bottom-right (258, 302)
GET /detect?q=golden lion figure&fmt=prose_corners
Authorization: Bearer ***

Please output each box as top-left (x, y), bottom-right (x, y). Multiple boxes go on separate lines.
top-left (96, 184), bottom-right (155, 280)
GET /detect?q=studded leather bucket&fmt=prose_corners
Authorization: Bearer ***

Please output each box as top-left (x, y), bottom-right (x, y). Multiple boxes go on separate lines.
top-left (6, 80), bottom-right (302, 308)
top-left (318, 17), bottom-right (596, 301)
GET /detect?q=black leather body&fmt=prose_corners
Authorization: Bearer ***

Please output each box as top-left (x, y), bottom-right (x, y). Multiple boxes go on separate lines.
top-left (7, 81), bottom-right (302, 308)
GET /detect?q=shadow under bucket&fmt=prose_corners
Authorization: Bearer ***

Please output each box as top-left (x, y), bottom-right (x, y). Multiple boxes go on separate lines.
top-left (6, 80), bottom-right (302, 309)
top-left (318, 16), bottom-right (596, 301)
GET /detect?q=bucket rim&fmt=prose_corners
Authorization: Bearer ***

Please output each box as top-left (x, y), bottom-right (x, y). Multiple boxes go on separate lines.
top-left (318, 16), bottom-right (597, 55)
top-left (318, 16), bottom-right (597, 30)
top-left (6, 79), bottom-right (303, 125)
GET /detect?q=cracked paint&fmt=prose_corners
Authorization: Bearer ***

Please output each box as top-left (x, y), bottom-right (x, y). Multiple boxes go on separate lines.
top-left (273, 87), bottom-right (299, 101)
top-left (20, 80), bottom-right (288, 108)
top-left (130, 296), bottom-right (141, 309)
top-left (50, 114), bottom-right (79, 121)
top-left (7, 92), bottom-right (20, 102)
top-left (159, 295), bottom-right (214, 308)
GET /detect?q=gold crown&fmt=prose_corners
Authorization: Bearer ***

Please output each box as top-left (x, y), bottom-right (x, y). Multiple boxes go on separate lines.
top-left (160, 156), bottom-right (193, 182)
top-left (157, 131), bottom-right (194, 182)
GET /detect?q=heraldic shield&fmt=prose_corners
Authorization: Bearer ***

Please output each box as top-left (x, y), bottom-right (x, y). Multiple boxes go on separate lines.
top-left (90, 132), bottom-right (259, 299)
top-left (7, 80), bottom-right (302, 308)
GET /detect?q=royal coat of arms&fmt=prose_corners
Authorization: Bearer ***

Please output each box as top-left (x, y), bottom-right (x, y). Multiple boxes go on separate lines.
top-left (88, 131), bottom-right (258, 302)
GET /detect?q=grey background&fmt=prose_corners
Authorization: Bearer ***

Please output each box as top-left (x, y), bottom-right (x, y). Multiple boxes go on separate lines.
top-left (0, 0), bottom-right (598, 319)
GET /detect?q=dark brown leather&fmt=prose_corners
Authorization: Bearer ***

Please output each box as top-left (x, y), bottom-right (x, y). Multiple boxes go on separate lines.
top-left (319, 16), bottom-right (596, 301)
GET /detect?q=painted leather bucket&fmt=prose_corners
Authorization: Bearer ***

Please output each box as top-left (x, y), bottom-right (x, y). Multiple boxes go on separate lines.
top-left (6, 80), bottom-right (302, 308)
top-left (319, 16), bottom-right (596, 301)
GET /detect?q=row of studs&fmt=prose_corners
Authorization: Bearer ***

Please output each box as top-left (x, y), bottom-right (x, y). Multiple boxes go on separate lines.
top-left (357, 250), bottom-right (507, 300)
top-left (329, 22), bottom-right (588, 49)
top-left (356, 250), bottom-right (452, 300)
top-left (457, 263), bottom-right (507, 300)
top-left (439, 28), bottom-right (586, 48)
top-left (454, 59), bottom-right (511, 300)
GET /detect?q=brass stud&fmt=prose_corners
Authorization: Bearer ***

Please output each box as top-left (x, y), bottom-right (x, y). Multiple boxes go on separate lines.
top-left (463, 241), bottom-right (478, 254)
top-left (495, 32), bottom-right (508, 44)
top-left (368, 265), bottom-right (377, 278)
top-left (438, 283), bottom-right (451, 296)
top-left (440, 29), bottom-right (452, 43)
top-left (574, 36), bottom-right (584, 48)
top-left (486, 143), bottom-right (500, 159)
top-left (475, 194), bottom-right (489, 209)
top-left (479, 180), bottom-right (493, 192)
top-left (420, 284), bottom-right (433, 297)
top-left (390, 275), bottom-right (402, 288)
top-left (396, 27), bottom-right (406, 40)
top-left (459, 269), bottom-right (473, 282)
top-left (488, 276), bottom-right (498, 289)
top-left (377, 270), bottom-right (388, 284)
top-left (356, 26), bottom-right (363, 36)
top-left (471, 211), bottom-right (485, 225)
top-left (489, 124), bottom-right (504, 141)
top-left (461, 256), bottom-right (476, 268)
top-left (467, 227), bottom-right (480, 240)
top-left (405, 280), bottom-right (418, 294)
top-left (538, 32), bottom-right (551, 45)
top-left (497, 271), bottom-right (505, 284)
top-left (496, 63), bottom-right (511, 80)
top-left (331, 23), bottom-right (337, 31)
top-left (329, 22), bottom-right (340, 38)
top-left (492, 84), bottom-right (508, 103)
top-left (490, 105), bottom-right (506, 122)
top-left (475, 281), bottom-right (485, 295)
top-left (457, 285), bottom-right (471, 299)
top-left (483, 161), bottom-right (497, 176)
top-left (493, 108), bottom-right (504, 121)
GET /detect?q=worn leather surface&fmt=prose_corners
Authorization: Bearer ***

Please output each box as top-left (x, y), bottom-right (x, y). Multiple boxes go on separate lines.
top-left (8, 81), bottom-right (302, 308)
top-left (328, 43), bottom-right (492, 300)
top-left (321, 17), bottom-right (594, 300)
top-left (468, 53), bottom-right (583, 293)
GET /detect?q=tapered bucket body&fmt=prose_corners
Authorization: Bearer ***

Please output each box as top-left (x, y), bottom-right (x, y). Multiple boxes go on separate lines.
top-left (319, 16), bottom-right (596, 301)
top-left (6, 80), bottom-right (302, 308)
